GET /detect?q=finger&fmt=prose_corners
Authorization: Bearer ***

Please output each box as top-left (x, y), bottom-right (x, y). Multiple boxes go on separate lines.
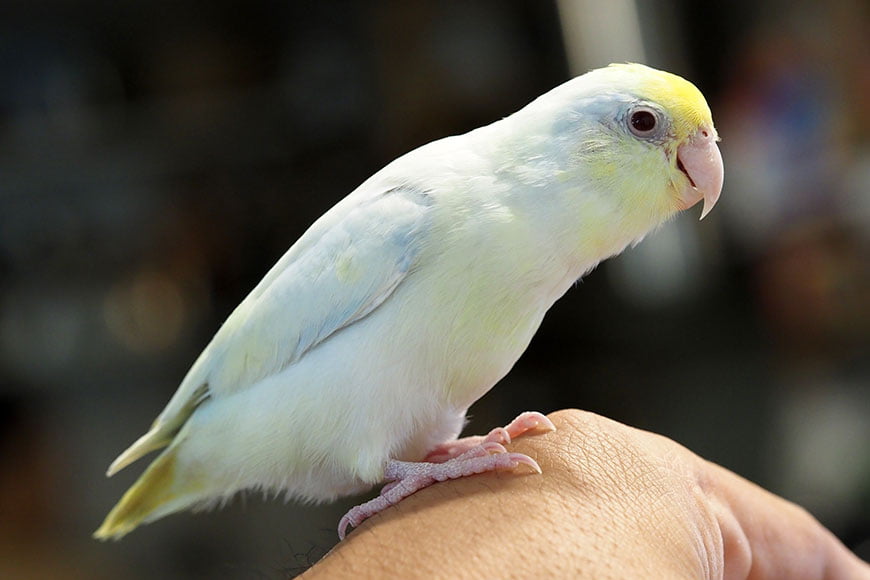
top-left (703, 460), bottom-right (870, 580)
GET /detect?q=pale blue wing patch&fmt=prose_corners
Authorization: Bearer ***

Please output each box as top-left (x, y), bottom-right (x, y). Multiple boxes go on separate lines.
top-left (141, 185), bottom-right (434, 445)
top-left (197, 185), bottom-right (433, 397)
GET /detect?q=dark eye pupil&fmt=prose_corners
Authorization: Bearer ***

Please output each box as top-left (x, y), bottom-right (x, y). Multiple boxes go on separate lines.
top-left (631, 110), bottom-right (656, 133)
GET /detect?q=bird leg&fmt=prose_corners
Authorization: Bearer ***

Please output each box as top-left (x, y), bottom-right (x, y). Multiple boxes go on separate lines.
top-left (337, 411), bottom-right (555, 539)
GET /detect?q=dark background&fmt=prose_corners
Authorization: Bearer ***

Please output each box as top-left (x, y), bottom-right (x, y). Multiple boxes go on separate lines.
top-left (1, 0), bottom-right (867, 577)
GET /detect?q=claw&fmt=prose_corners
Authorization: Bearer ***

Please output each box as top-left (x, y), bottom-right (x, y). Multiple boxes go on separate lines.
top-left (338, 515), bottom-right (351, 540)
top-left (480, 442), bottom-right (507, 454)
top-left (507, 411), bottom-right (556, 437)
top-left (484, 426), bottom-right (511, 445)
top-left (339, 448), bottom-right (544, 539)
top-left (508, 452), bottom-right (542, 474)
top-left (338, 412), bottom-right (554, 538)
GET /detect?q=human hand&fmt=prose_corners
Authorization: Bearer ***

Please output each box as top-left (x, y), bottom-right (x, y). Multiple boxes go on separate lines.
top-left (303, 409), bottom-right (869, 579)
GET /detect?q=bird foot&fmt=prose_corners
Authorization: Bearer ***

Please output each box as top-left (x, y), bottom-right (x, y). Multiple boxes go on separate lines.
top-left (337, 411), bottom-right (555, 539)
top-left (424, 411), bottom-right (556, 463)
top-left (338, 446), bottom-right (540, 540)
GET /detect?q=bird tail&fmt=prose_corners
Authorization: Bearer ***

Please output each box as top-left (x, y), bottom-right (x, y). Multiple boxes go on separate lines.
top-left (107, 383), bottom-right (211, 477)
top-left (106, 423), bottom-right (175, 477)
top-left (94, 445), bottom-right (206, 540)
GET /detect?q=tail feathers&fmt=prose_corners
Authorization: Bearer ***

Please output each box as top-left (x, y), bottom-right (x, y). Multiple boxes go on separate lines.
top-left (94, 446), bottom-right (205, 540)
top-left (107, 383), bottom-right (211, 477)
top-left (106, 425), bottom-right (174, 477)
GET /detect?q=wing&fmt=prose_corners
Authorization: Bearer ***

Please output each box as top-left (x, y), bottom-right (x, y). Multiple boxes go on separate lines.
top-left (107, 185), bottom-right (433, 475)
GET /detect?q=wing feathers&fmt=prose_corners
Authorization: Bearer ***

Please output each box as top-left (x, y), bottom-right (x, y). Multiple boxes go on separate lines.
top-left (109, 186), bottom-right (432, 473)
top-left (107, 383), bottom-right (209, 476)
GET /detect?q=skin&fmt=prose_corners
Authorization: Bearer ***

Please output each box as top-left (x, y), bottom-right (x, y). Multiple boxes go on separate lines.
top-left (302, 410), bottom-right (870, 579)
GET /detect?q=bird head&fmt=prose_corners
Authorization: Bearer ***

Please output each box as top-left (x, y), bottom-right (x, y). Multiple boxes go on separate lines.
top-left (583, 63), bottom-right (722, 220)
top-left (504, 63), bottom-right (723, 227)
top-left (609, 63), bottom-right (724, 220)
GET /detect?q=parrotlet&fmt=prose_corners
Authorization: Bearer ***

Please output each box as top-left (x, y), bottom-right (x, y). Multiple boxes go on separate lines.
top-left (95, 63), bottom-right (723, 540)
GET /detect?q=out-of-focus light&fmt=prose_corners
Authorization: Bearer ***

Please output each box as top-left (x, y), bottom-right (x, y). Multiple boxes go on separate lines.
top-left (772, 378), bottom-right (870, 519)
top-left (103, 270), bottom-right (187, 354)
top-left (556, 0), bottom-right (645, 73)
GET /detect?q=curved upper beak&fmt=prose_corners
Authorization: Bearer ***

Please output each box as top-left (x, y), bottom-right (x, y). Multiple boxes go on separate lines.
top-left (676, 126), bottom-right (724, 220)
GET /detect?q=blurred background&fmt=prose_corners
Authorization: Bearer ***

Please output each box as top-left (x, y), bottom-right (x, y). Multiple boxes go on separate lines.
top-left (1, 0), bottom-right (867, 577)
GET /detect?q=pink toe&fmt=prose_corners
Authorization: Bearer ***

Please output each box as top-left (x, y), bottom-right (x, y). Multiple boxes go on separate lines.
top-left (380, 480), bottom-right (399, 494)
top-left (484, 426), bottom-right (511, 445)
top-left (338, 449), bottom-right (545, 539)
top-left (504, 411), bottom-right (556, 439)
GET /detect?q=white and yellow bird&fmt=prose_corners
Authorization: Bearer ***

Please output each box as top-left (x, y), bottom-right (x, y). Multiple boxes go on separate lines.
top-left (96, 63), bottom-right (723, 540)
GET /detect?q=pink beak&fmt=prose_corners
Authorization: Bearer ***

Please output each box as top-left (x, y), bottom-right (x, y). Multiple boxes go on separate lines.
top-left (676, 126), bottom-right (724, 220)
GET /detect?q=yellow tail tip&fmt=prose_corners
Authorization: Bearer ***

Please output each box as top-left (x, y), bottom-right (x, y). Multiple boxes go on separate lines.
top-left (94, 448), bottom-right (181, 541)
top-left (93, 519), bottom-right (134, 541)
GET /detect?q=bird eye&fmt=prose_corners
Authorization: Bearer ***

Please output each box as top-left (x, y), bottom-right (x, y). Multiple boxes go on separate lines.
top-left (629, 107), bottom-right (658, 137)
